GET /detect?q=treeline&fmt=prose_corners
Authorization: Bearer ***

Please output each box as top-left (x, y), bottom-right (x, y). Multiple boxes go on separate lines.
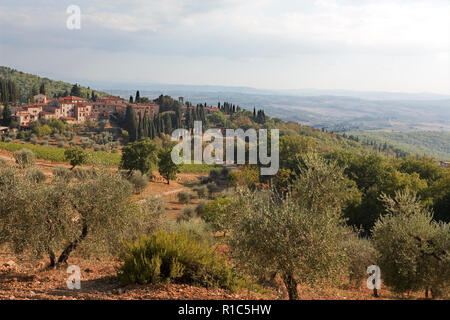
top-left (343, 133), bottom-right (409, 158)
top-left (0, 78), bottom-right (19, 104)
top-left (346, 131), bottom-right (450, 161)
top-left (0, 66), bottom-right (106, 102)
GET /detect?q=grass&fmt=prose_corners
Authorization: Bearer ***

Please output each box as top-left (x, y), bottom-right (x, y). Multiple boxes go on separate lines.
top-left (0, 141), bottom-right (121, 166)
top-left (0, 142), bottom-right (224, 170)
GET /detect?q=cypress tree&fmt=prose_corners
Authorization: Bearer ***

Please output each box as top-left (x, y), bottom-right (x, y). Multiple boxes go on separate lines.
top-left (1, 103), bottom-right (12, 126)
top-left (142, 111), bottom-right (149, 138)
top-left (125, 105), bottom-right (138, 142)
top-left (135, 90), bottom-right (140, 103)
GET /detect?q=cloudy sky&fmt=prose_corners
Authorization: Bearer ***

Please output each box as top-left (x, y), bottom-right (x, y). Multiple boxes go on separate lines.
top-left (0, 0), bottom-right (449, 93)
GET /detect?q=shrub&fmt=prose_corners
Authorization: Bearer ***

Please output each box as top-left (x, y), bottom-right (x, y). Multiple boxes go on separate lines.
top-left (117, 231), bottom-right (236, 290)
top-left (13, 148), bottom-right (35, 168)
top-left (29, 136), bottom-right (38, 145)
top-left (206, 182), bottom-right (220, 195)
top-left (177, 206), bottom-right (196, 222)
top-left (57, 141), bottom-right (65, 148)
top-left (128, 171), bottom-right (149, 194)
top-left (209, 169), bottom-right (220, 180)
top-left (175, 220), bottom-right (214, 245)
top-left (193, 185), bottom-right (208, 198)
top-left (69, 140), bottom-right (76, 147)
top-left (80, 138), bottom-right (93, 149)
top-left (25, 168), bottom-right (46, 183)
top-left (8, 131), bottom-right (16, 140)
top-left (228, 166), bottom-right (260, 188)
top-left (16, 131), bottom-right (26, 140)
top-left (221, 167), bottom-right (229, 177)
top-left (177, 191), bottom-right (194, 204)
top-left (53, 166), bottom-right (72, 181)
top-left (195, 200), bottom-right (208, 216)
top-left (72, 167), bottom-right (97, 180)
top-left (133, 195), bottom-right (168, 234)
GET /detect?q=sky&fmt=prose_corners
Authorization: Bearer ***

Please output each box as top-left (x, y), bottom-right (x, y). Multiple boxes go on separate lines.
top-left (0, 0), bottom-right (449, 94)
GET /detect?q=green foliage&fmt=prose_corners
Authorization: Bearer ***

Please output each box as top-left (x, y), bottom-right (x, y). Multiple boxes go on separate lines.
top-left (53, 166), bottom-right (72, 181)
top-left (127, 170), bottom-right (149, 194)
top-left (195, 200), bottom-right (208, 216)
top-left (0, 168), bottom-right (138, 266)
top-left (201, 195), bottom-right (238, 235)
top-left (348, 131), bottom-right (450, 161)
top-left (0, 66), bottom-right (107, 102)
top-left (372, 190), bottom-right (449, 297)
top-left (193, 185), bottom-right (208, 198)
top-left (228, 189), bottom-right (353, 300)
top-left (117, 231), bottom-right (237, 290)
top-left (291, 153), bottom-right (361, 214)
top-left (433, 193), bottom-right (450, 223)
top-left (0, 142), bottom-right (118, 166)
top-left (32, 125), bottom-right (52, 137)
top-left (25, 167), bottom-right (46, 183)
top-left (158, 147), bottom-right (180, 184)
top-left (72, 167), bottom-right (97, 180)
top-left (177, 191), bottom-right (195, 204)
top-left (177, 206), bottom-right (196, 222)
top-left (207, 111), bottom-right (227, 128)
top-left (228, 166), bottom-right (260, 188)
top-left (343, 236), bottom-right (377, 286)
top-left (64, 147), bottom-right (88, 169)
top-left (13, 148), bottom-right (35, 168)
top-left (120, 138), bottom-right (159, 175)
top-left (326, 152), bottom-right (429, 234)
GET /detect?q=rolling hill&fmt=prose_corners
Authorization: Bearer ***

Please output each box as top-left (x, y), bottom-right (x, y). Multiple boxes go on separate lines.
top-left (0, 66), bottom-right (108, 102)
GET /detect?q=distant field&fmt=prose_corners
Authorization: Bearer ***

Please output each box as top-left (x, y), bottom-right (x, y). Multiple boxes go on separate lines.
top-left (0, 142), bottom-right (121, 166)
top-left (348, 131), bottom-right (450, 160)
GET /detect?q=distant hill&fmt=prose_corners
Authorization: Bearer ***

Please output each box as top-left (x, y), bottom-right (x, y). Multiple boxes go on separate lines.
top-left (0, 66), bottom-right (108, 103)
top-left (347, 131), bottom-right (450, 161)
top-left (107, 89), bottom-right (450, 132)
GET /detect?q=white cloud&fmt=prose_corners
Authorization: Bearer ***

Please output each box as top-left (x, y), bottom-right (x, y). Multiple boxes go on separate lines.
top-left (0, 0), bottom-right (449, 93)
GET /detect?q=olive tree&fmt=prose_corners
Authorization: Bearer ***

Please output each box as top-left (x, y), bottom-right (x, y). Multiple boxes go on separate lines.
top-left (229, 189), bottom-right (352, 300)
top-left (13, 148), bottom-right (35, 168)
top-left (120, 138), bottom-right (159, 175)
top-left (0, 167), bottom-right (140, 267)
top-left (372, 189), bottom-right (449, 297)
top-left (64, 147), bottom-right (88, 170)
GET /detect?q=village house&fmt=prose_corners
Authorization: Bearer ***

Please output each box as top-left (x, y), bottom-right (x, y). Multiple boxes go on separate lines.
top-left (33, 94), bottom-right (48, 104)
top-left (11, 94), bottom-right (161, 128)
top-left (130, 103), bottom-right (160, 119)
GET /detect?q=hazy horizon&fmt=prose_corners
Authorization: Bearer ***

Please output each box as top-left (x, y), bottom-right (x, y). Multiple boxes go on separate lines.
top-left (1, 0), bottom-right (449, 94)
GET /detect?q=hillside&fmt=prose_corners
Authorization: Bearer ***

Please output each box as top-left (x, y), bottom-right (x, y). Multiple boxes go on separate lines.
top-left (0, 66), bottom-right (108, 102)
top-left (347, 131), bottom-right (450, 161)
